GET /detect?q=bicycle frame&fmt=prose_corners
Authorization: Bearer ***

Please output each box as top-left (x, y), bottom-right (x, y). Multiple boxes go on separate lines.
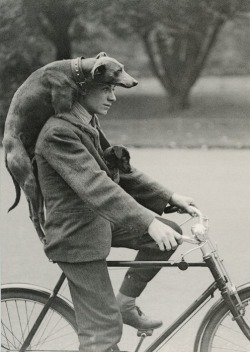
top-left (16, 212), bottom-right (250, 352)
top-left (18, 260), bottom-right (249, 352)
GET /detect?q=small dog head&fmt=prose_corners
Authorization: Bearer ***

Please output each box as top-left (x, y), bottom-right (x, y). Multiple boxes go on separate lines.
top-left (103, 145), bottom-right (131, 173)
top-left (90, 52), bottom-right (138, 88)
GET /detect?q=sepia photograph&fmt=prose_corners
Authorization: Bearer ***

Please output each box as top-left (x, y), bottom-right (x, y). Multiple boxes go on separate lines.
top-left (1, 1), bottom-right (250, 351)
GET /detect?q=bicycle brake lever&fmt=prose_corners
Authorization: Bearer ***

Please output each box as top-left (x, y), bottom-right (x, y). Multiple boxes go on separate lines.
top-left (164, 205), bottom-right (180, 214)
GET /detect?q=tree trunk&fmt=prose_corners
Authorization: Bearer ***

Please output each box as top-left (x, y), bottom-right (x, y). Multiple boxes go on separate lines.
top-left (54, 34), bottom-right (71, 60)
top-left (142, 17), bottom-right (225, 111)
top-left (168, 93), bottom-right (190, 112)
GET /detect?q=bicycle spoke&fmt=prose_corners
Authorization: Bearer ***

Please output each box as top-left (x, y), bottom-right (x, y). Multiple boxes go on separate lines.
top-left (31, 312), bottom-right (77, 349)
top-left (32, 306), bottom-right (58, 348)
top-left (32, 330), bottom-right (77, 349)
top-left (213, 328), bottom-right (250, 351)
top-left (22, 300), bottom-right (37, 339)
top-left (2, 292), bottom-right (78, 351)
top-left (2, 321), bottom-right (11, 350)
top-left (220, 323), bottom-right (248, 335)
top-left (15, 300), bottom-right (25, 344)
top-left (212, 348), bottom-right (250, 351)
top-left (1, 321), bottom-right (23, 348)
top-left (4, 301), bottom-right (17, 349)
top-left (33, 310), bottom-right (65, 348)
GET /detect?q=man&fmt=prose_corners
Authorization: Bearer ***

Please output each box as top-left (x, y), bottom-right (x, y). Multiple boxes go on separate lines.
top-left (35, 73), bottom-right (198, 351)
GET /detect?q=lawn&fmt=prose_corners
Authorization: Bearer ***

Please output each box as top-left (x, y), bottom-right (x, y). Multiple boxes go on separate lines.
top-left (101, 76), bottom-right (250, 148)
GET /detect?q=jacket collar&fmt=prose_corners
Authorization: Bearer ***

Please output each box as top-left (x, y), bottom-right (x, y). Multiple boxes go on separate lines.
top-left (56, 110), bottom-right (103, 155)
top-left (71, 102), bottom-right (93, 125)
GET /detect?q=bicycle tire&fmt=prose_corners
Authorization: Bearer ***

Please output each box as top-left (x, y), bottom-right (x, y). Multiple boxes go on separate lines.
top-left (1, 287), bottom-right (79, 351)
top-left (199, 287), bottom-right (250, 352)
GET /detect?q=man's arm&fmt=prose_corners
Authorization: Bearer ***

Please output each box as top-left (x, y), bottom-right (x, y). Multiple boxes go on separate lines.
top-left (40, 125), bottom-right (197, 251)
top-left (119, 168), bottom-right (174, 215)
top-left (40, 126), bottom-right (156, 236)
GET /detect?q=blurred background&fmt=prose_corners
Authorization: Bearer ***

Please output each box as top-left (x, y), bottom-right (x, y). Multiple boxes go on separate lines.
top-left (1, 1), bottom-right (250, 351)
top-left (0, 0), bottom-right (250, 146)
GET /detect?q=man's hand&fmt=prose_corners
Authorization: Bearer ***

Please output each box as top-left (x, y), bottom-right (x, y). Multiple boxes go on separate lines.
top-left (169, 193), bottom-right (200, 217)
top-left (148, 218), bottom-right (183, 251)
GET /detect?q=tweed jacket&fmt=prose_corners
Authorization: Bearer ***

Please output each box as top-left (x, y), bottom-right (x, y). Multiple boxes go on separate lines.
top-left (35, 112), bottom-right (173, 263)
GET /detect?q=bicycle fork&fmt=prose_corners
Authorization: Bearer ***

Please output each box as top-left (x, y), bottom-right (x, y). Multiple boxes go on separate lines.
top-left (203, 252), bottom-right (250, 340)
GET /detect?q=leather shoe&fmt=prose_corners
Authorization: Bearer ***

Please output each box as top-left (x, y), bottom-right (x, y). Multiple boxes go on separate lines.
top-left (121, 306), bottom-right (163, 329)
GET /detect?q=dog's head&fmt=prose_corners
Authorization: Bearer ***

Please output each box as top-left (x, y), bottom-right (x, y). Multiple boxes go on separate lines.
top-left (72, 52), bottom-right (138, 89)
top-left (90, 52), bottom-right (138, 88)
top-left (103, 145), bottom-right (131, 173)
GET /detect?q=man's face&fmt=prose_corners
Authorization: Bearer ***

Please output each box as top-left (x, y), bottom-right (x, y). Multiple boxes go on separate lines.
top-left (81, 84), bottom-right (116, 115)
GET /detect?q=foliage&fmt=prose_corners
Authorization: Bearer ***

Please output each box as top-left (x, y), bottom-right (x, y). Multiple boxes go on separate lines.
top-left (93, 0), bottom-right (249, 110)
top-left (0, 0), bottom-right (249, 134)
top-left (0, 0), bottom-right (54, 134)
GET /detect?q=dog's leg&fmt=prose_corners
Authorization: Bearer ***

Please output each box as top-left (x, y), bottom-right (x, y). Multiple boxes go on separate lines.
top-left (27, 198), bottom-right (45, 243)
top-left (21, 170), bottom-right (46, 243)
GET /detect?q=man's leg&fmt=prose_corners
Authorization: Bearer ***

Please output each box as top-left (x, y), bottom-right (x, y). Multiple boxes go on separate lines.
top-left (112, 218), bottom-right (182, 329)
top-left (58, 260), bottom-right (123, 352)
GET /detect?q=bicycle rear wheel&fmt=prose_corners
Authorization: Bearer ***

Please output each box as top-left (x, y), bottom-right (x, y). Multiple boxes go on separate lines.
top-left (200, 287), bottom-right (250, 352)
top-left (1, 287), bottom-right (79, 351)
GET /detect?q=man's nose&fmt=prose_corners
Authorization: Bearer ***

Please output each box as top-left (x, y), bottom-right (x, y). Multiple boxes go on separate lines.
top-left (108, 91), bottom-right (116, 102)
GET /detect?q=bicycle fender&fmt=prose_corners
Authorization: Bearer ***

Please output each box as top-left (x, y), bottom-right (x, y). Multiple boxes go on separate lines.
top-left (193, 282), bottom-right (250, 352)
top-left (1, 282), bottom-right (74, 309)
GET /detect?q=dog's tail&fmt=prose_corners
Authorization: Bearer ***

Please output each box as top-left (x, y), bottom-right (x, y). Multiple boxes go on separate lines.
top-left (5, 162), bottom-right (21, 212)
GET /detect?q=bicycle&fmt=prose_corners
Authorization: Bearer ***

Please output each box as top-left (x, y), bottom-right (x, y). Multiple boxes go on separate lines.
top-left (1, 208), bottom-right (250, 352)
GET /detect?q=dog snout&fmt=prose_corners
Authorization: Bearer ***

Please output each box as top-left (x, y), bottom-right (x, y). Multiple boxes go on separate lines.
top-left (117, 70), bottom-right (138, 88)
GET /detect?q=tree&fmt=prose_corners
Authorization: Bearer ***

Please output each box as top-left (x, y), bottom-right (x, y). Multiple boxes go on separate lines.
top-left (96, 0), bottom-right (248, 110)
top-left (0, 0), bottom-right (94, 135)
top-left (0, 0), bottom-right (51, 136)
top-left (23, 0), bottom-right (87, 60)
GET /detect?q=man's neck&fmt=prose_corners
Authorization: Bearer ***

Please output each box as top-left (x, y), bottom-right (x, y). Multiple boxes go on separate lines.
top-left (71, 102), bottom-right (93, 125)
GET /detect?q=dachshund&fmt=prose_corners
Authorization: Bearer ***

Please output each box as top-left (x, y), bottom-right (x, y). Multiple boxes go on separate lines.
top-left (3, 53), bottom-right (138, 242)
top-left (103, 145), bottom-right (132, 184)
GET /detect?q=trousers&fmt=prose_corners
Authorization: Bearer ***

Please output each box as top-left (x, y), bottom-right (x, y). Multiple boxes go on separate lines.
top-left (58, 218), bottom-right (182, 352)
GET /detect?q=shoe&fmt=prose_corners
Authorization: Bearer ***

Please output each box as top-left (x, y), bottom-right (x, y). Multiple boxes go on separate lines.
top-left (121, 306), bottom-right (163, 330)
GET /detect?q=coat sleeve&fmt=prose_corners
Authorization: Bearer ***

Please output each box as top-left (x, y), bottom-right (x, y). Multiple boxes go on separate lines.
top-left (119, 168), bottom-right (173, 215)
top-left (97, 123), bottom-right (173, 214)
top-left (41, 125), bottom-right (156, 236)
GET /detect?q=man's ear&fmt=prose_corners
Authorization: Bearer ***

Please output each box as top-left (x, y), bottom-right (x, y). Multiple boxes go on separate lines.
top-left (113, 146), bottom-right (123, 159)
top-left (96, 52), bottom-right (107, 59)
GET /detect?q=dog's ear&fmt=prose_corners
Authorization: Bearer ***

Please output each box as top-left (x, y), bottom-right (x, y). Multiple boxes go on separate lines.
top-left (113, 146), bottom-right (124, 159)
top-left (96, 52), bottom-right (107, 59)
top-left (92, 64), bottom-right (106, 79)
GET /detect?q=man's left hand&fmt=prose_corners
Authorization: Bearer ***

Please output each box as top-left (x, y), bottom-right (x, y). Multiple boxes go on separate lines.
top-left (169, 193), bottom-right (199, 217)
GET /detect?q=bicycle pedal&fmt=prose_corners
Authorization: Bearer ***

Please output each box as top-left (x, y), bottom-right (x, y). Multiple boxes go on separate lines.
top-left (137, 329), bottom-right (153, 337)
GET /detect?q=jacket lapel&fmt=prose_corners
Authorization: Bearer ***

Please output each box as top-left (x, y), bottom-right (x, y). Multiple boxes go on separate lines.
top-left (56, 113), bottom-right (112, 177)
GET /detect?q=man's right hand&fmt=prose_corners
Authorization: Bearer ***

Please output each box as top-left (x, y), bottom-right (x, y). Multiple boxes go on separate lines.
top-left (148, 217), bottom-right (183, 251)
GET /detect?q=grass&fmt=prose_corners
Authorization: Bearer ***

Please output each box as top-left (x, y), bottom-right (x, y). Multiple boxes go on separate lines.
top-left (100, 76), bottom-right (250, 148)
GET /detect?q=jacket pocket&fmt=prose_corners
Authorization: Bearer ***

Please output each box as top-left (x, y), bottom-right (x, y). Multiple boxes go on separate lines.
top-left (52, 207), bottom-right (96, 226)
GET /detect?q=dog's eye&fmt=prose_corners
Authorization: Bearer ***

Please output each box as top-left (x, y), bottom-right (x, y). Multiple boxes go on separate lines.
top-left (115, 69), bottom-right (122, 76)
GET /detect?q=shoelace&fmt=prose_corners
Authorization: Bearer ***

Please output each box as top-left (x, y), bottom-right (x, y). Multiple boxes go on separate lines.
top-left (135, 306), bottom-right (143, 316)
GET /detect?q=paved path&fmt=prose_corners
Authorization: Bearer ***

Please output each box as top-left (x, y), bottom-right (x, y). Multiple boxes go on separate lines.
top-left (1, 149), bottom-right (250, 351)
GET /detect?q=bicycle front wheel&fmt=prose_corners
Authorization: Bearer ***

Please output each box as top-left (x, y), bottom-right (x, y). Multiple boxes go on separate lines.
top-left (200, 286), bottom-right (250, 352)
top-left (1, 287), bottom-right (79, 351)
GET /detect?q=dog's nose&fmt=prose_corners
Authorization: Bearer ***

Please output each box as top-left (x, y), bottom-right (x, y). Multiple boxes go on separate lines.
top-left (133, 80), bottom-right (138, 87)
